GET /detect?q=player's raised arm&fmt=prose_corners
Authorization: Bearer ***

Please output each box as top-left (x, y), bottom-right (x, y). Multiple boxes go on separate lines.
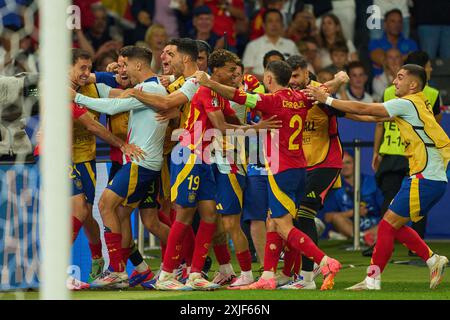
top-left (306, 85), bottom-right (389, 117)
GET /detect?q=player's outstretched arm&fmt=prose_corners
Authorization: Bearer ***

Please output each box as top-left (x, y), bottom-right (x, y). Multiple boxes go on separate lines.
top-left (193, 71), bottom-right (237, 100)
top-left (128, 88), bottom-right (188, 110)
top-left (323, 71), bottom-right (350, 94)
top-left (78, 113), bottom-right (145, 161)
top-left (73, 92), bottom-right (144, 115)
top-left (207, 110), bottom-right (281, 134)
top-left (306, 85), bottom-right (390, 117)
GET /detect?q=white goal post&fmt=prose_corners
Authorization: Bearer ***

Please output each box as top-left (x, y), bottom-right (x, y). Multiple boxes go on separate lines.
top-left (39, 0), bottom-right (71, 300)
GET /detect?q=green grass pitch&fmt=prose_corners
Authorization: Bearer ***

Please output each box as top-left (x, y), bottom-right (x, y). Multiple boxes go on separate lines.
top-left (3, 240), bottom-right (450, 300)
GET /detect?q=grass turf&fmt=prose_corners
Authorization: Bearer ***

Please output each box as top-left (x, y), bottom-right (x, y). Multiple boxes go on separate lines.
top-left (4, 240), bottom-right (450, 300)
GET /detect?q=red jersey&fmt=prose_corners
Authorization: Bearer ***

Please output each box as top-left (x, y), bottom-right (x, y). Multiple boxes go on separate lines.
top-left (233, 88), bottom-right (312, 173)
top-left (34, 103), bottom-right (87, 157)
top-left (180, 86), bottom-right (236, 155)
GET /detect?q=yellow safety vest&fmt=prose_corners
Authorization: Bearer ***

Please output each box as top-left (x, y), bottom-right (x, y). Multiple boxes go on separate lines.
top-left (72, 84), bottom-right (100, 163)
top-left (379, 85), bottom-right (439, 156)
top-left (393, 92), bottom-right (450, 176)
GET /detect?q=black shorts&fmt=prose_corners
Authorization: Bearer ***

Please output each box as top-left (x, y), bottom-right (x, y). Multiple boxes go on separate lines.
top-left (297, 167), bottom-right (341, 217)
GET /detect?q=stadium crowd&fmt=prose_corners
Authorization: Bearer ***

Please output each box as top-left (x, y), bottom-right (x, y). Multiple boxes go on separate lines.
top-left (1, 0), bottom-right (449, 292)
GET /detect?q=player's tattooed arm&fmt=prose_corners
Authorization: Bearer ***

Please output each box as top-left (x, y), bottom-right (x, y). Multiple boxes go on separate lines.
top-left (306, 85), bottom-right (390, 117)
top-left (323, 71), bottom-right (350, 94)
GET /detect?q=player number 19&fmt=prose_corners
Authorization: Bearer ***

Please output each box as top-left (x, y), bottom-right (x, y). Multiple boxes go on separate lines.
top-left (187, 175), bottom-right (200, 191)
top-left (289, 114), bottom-right (303, 151)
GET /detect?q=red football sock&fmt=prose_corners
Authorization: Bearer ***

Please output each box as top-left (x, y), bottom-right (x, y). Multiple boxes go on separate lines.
top-left (160, 242), bottom-right (167, 261)
top-left (121, 247), bottom-right (131, 266)
top-left (158, 210), bottom-right (172, 227)
top-left (72, 216), bottom-right (83, 243)
top-left (181, 226), bottom-right (195, 266)
top-left (293, 252), bottom-right (302, 275)
top-left (104, 232), bottom-right (124, 272)
top-left (213, 243), bottom-right (231, 265)
top-left (370, 219), bottom-right (396, 274)
top-left (395, 225), bottom-right (433, 261)
top-left (191, 221), bottom-right (216, 273)
top-left (287, 228), bottom-right (325, 265)
top-left (236, 250), bottom-right (252, 272)
top-left (162, 221), bottom-right (189, 273)
top-left (88, 242), bottom-right (103, 260)
top-left (264, 232), bottom-right (283, 272)
top-left (282, 243), bottom-right (298, 277)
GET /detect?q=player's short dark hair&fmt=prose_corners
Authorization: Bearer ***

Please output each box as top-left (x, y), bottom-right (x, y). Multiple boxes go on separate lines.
top-left (208, 49), bottom-right (240, 71)
top-left (405, 51), bottom-right (430, 68)
top-left (286, 55), bottom-right (308, 71)
top-left (196, 40), bottom-right (212, 55)
top-left (72, 48), bottom-right (92, 65)
top-left (119, 45), bottom-right (153, 66)
top-left (266, 60), bottom-right (292, 87)
top-left (167, 38), bottom-right (199, 61)
top-left (263, 8), bottom-right (283, 24)
top-left (263, 50), bottom-right (285, 69)
top-left (346, 61), bottom-right (367, 74)
top-left (401, 64), bottom-right (427, 91)
top-left (329, 41), bottom-right (349, 54)
top-left (384, 8), bottom-right (402, 20)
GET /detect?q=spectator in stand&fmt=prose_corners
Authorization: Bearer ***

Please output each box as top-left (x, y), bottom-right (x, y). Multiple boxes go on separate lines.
top-left (126, 0), bottom-right (153, 45)
top-left (84, 4), bottom-right (113, 52)
top-left (322, 41), bottom-right (349, 75)
top-left (337, 61), bottom-right (373, 103)
top-left (297, 36), bottom-right (321, 74)
top-left (263, 50), bottom-right (285, 68)
top-left (372, 48), bottom-right (402, 102)
top-left (317, 13), bottom-right (358, 69)
top-left (195, 0), bottom-right (247, 52)
top-left (196, 40), bottom-right (212, 72)
top-left (330, 0), bottom-right (356, 42)
top-left (316, 69), bottom-right (334, 84)
top-left (144, 24), bottom-right (168, 74)
top-left (413, 0), bottom-right (450, 59)
top-left (371, 0), bottom-right (411, 40)
top-left (249, 0), bottom-right (285, 41)
top-left (189, 5), bottom-right (224, 50)
top-left (285, 7), bottom-right (318, 44)
top-left (242, 9), bottom-right (299, 79)
top-left (368, 9), bottom-right (418, 76)
top-left (320, 150), bottom-right (383, 245)
top-left (94, 49), bottom-right (118, 72)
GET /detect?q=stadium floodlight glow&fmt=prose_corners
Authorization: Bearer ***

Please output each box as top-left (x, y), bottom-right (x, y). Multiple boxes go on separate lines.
top-left (39, 0), bottom-right (71, 300)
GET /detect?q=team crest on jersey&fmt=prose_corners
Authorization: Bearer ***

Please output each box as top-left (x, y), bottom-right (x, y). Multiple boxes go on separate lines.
top-left (188, 192), bottom-right (196, 203)
top-left (212, 97), bottom-right (219, 108)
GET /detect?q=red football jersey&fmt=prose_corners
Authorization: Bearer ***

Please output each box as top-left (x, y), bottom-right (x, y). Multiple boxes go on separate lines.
top-left (233, 88), bottom-right (313, 173)
top-left (180, 86), bottom-right (236, 154)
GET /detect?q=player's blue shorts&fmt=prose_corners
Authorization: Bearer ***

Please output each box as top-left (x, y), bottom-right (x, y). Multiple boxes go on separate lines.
top-left (389, 178), bottom-right (447, 223)
top-left (267, 168), bottom-right (306, 218)
top-left (212, 164), bottom-right (246, 215)
top-left (243, 175), bottom-right (269, 222)
top-left (107, 162), bottom-right (160, 209)
top-left (170, 146), bottom-right (216, 208)
top-left (71, 160), bottom-right (97, 204)
top-left (108, 161), bottom-right (159, 209)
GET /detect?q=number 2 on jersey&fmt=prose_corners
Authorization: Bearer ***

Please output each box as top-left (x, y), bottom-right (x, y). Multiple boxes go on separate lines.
top-left (289, 114), bottom-right (303, 150)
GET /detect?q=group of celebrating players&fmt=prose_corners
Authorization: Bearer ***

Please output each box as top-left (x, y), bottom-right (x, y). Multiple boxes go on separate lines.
top-left (45, 35), bottom-right (449, 292)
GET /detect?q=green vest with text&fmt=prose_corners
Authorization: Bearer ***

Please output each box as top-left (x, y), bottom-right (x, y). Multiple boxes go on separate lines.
top-left (379, 84), bottom-right (439, 155)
